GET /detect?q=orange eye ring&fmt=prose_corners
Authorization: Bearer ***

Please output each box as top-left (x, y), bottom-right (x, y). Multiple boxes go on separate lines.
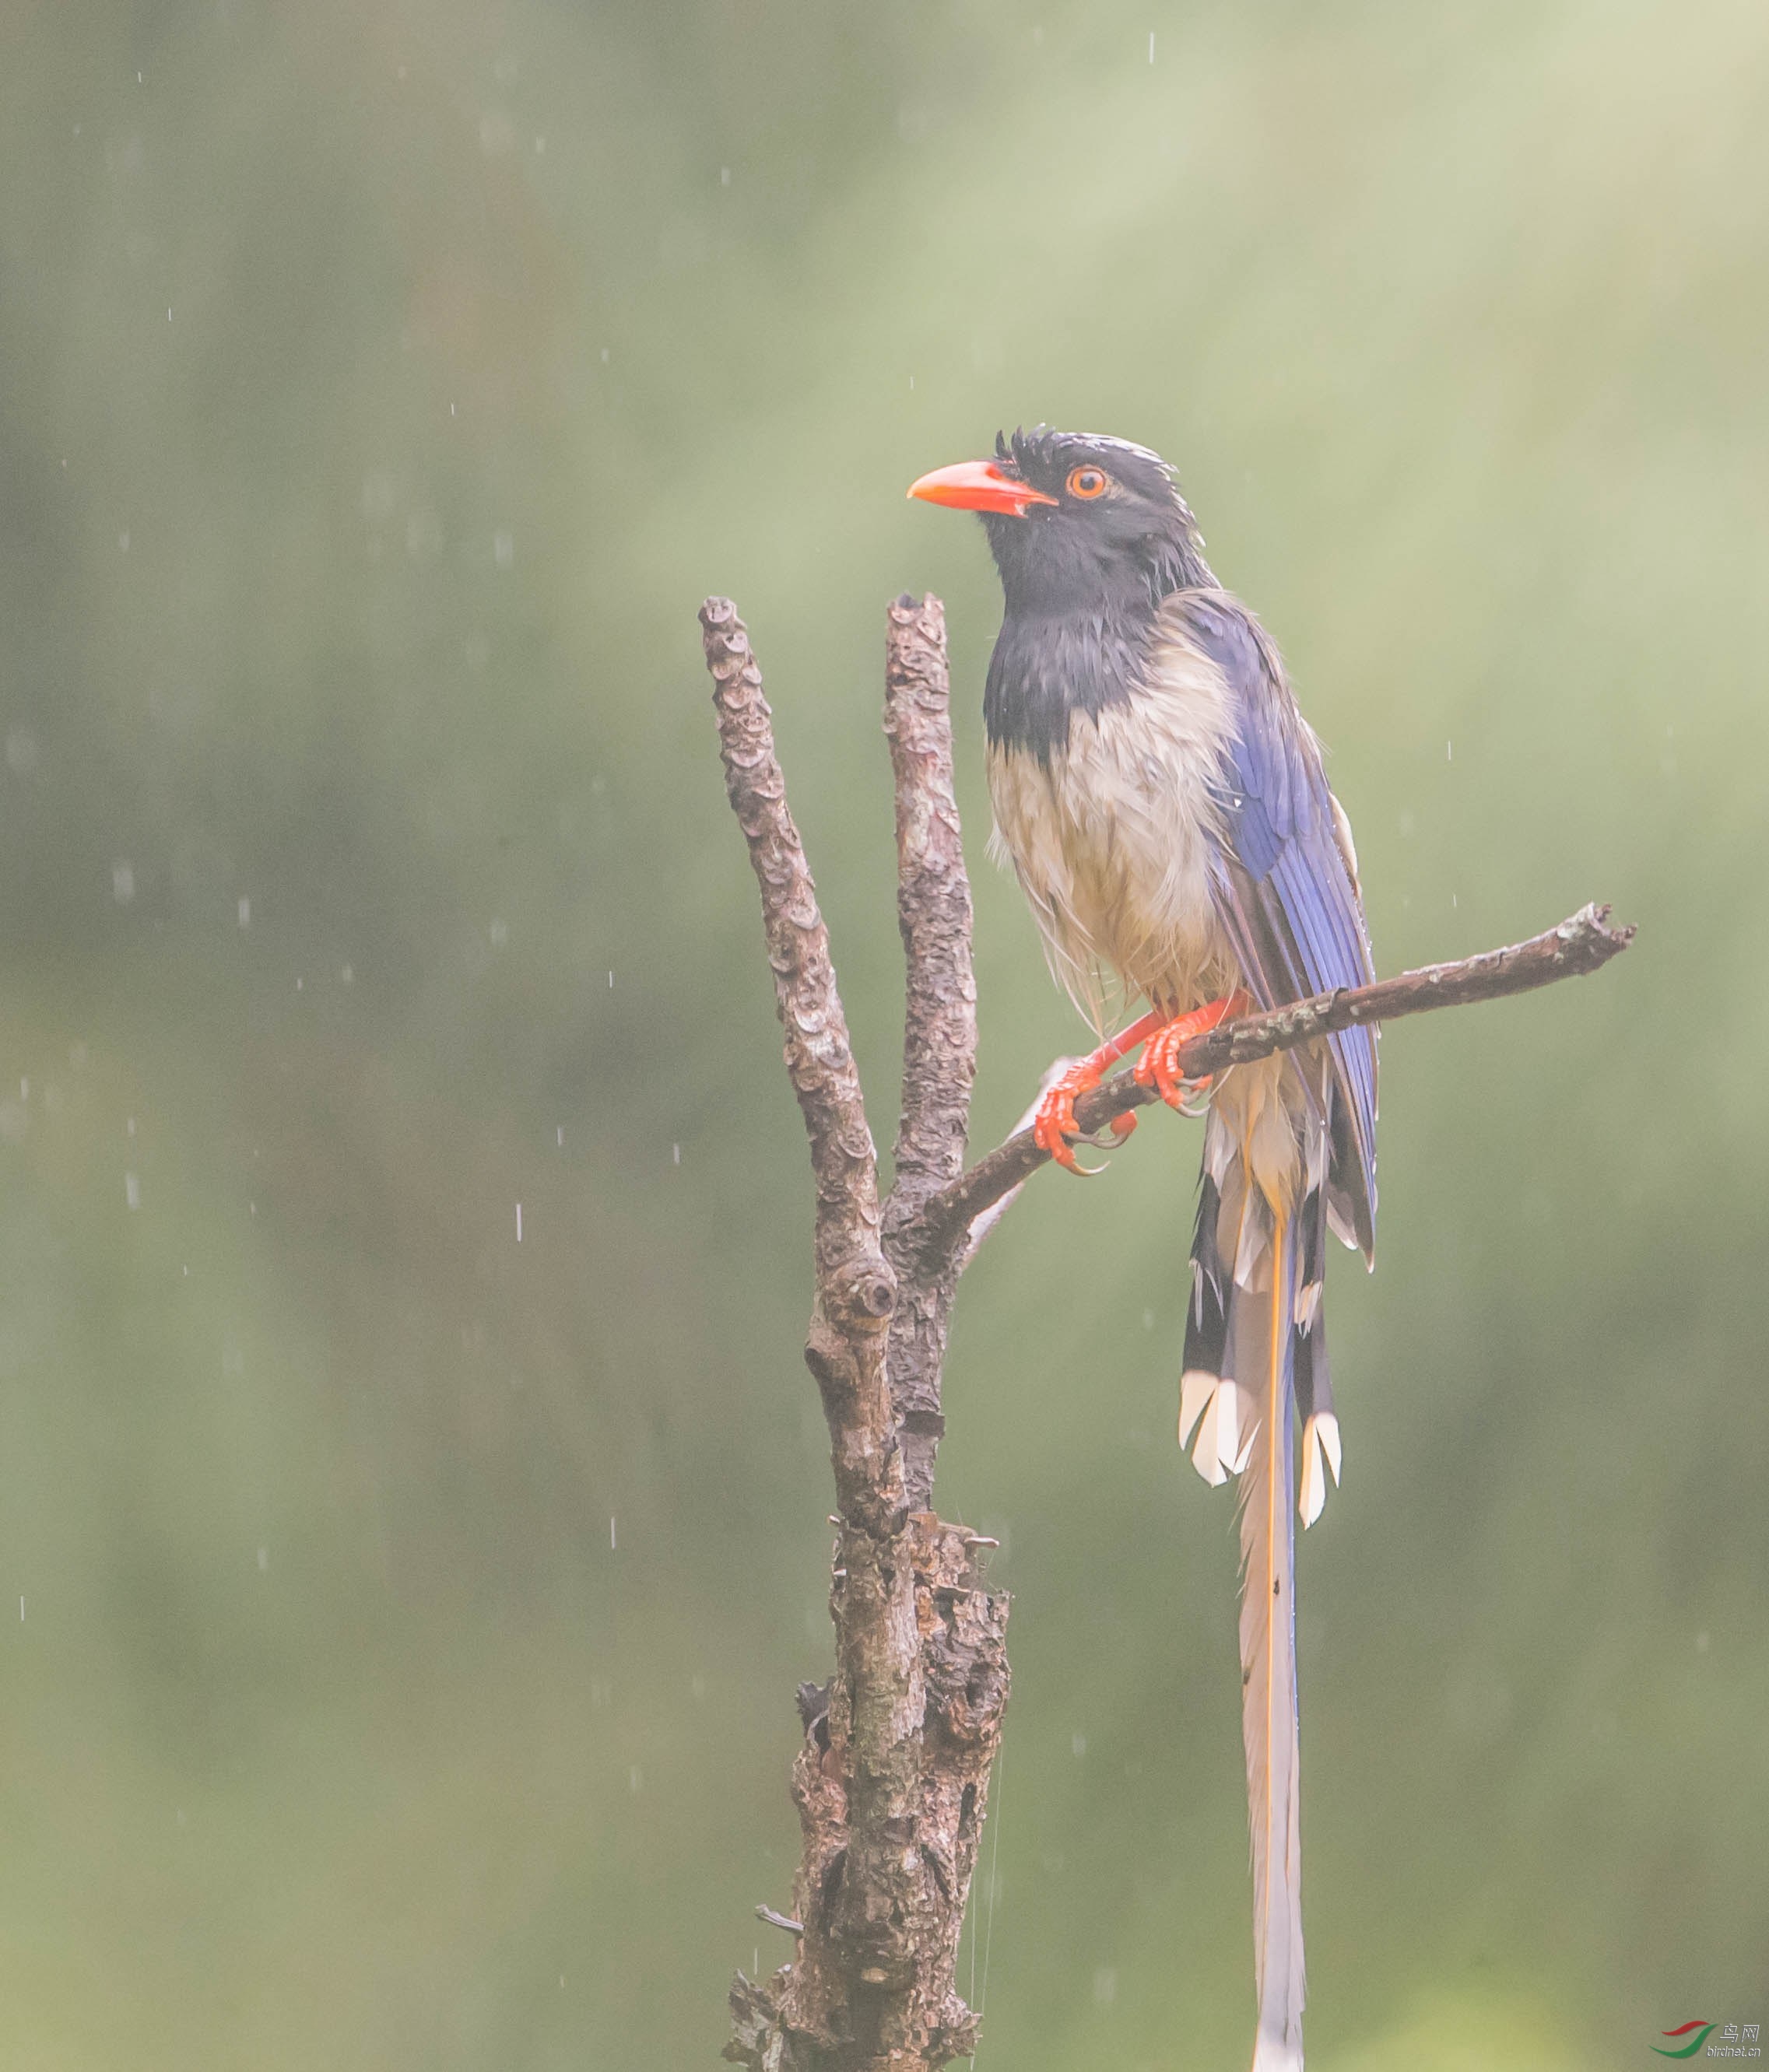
top-left (1066, 465), bottom-right (1109, 499)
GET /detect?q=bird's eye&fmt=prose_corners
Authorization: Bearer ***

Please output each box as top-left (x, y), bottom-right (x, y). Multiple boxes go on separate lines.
top-left (1066, 466), bottom-right (1109, 499)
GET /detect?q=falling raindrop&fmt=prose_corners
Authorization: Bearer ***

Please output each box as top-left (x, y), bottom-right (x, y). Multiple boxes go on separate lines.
top-left (610, 1516), bottom-right (617, 1550)
top-left (112, 861), bottom-right (135, 903)
top-left (237, 896), bottom-right (251, 927)
top-left (515, 1202), bottom-right (523, 1242)
top-left (125, 1172), bottom-right (140, 1210)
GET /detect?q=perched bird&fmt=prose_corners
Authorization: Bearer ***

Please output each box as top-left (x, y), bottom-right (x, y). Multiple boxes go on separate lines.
top-left (910, 428), bottom-right (1378, 2072)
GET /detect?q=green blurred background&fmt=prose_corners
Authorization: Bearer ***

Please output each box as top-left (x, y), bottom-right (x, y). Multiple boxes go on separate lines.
top-left (1, 1), bottom-right (1764, 2065)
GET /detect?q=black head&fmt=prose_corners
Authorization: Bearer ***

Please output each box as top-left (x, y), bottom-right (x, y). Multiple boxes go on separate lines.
top-left (908, 426), bottom-right (1218, 759)
top-left (909, 425), bottom-right (1213, 615)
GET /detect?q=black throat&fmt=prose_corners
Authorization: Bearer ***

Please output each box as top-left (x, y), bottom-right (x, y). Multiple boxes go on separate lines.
top-left (981, 518), bottom-right (1216, 764)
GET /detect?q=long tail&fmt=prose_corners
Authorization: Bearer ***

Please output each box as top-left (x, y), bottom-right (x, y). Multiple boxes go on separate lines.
top-left (1233, 1204), bottom-right (1304, 2072)
top-left (1181, 1103), bottom-right (1343, 2068)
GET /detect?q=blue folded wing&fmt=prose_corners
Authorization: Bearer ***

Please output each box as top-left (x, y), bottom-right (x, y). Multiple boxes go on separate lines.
top-left (1175, 591), bottom-right (1378, 1258)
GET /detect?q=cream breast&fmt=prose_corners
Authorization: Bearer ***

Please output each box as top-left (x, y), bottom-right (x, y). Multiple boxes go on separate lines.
top-left (987, 601), bottom-right (1241, 1029)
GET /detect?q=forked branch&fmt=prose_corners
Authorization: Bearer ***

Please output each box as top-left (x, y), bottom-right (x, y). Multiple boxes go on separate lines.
top-left (699, 587), bottom-right (1633, 2072)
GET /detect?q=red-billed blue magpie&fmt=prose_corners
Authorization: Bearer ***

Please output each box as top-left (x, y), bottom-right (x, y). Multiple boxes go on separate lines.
top-left (911, 427), bottom-right (1378, 2072)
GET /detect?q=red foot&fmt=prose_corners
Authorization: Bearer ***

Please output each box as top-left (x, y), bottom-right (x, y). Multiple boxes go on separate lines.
top-left (1032, 1009), bottom-right (1166, 1174)
top-left (1133, 993), bottom-right (1251, 1111)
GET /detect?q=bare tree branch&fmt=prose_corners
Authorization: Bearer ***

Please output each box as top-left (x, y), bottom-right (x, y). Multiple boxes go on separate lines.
top-left (702, 598), bottom-right (1007, 2072)
top-left (700, 597), bottom-right (900, 1535)
top-left (879, 593), bottom-right (978, 1509)
top-left (904, 903), bottom-right (1635, 1268)
top-left (701, 588), bottom-right (1630, 2072)
top-left (883, 592), bottom-right (977, 1196)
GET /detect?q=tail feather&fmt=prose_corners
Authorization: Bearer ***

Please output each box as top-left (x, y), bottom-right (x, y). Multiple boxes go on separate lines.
top-left (1232, 1206), bottom-right (1305, 2070)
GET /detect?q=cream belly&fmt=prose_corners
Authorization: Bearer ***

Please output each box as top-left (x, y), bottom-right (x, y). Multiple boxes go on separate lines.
top-left (987, 699), bottom-right (1241, 1029)
top-left (987, 660), bottom-right (1322, 1224)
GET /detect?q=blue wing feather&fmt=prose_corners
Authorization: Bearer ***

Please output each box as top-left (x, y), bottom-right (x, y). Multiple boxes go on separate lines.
top-left (1177, 591), bottom-right (1378, 1257)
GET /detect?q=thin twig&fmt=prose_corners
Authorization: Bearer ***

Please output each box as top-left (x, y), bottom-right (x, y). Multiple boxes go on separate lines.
top-left (905, 903), bottom-right (1634, 1266)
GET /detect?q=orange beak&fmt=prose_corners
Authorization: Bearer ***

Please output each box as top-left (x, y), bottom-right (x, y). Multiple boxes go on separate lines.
top-left (907, 459), bottom-right (1058, 517)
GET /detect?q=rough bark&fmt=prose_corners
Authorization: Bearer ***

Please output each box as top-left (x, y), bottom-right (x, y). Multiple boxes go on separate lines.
top-left (704, 598), bottom-right (1006, 2072)
top-left (879, 594), bottom-right (977, 1510)
top-left (700, 591), bottom-right (1633, 2072)
top-left (903, 902), bottom-right (1635, 1275)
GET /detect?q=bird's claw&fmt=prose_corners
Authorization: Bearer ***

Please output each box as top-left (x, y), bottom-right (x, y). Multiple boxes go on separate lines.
top-left (1033, 1063), bottom-right (1104, 1173)
top-left (1132, 994), bottom-right (1247, 1112)
top-left (1135, 1032), bottom-right (1213, 1113)
top-left (1032, 1065), bottom-right (1142, 1174)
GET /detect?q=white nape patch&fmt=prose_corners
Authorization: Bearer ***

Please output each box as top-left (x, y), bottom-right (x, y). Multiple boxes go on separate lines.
top-left (1060, 430), bottom-right (1170, 472)
top-left (1297, 1412), bottom-right (1343, 1528)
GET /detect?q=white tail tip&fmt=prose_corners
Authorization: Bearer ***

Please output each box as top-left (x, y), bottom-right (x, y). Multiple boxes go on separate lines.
top-left (1250, 2028), bottom-right (1304, 2072)
top-left (1297, 1411), bottom-right (1343, 1528)
top-left (1180, 1373), bottom-right (1249, 1486)
top-left (1178, 1369), bottom-right (1214, 1450)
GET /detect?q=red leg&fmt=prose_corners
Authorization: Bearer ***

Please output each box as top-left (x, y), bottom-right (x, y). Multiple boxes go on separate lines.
top-left (1033, 1009), bottom-right (1166, 1174)
top-left (1133, 991), bottom-right (1251, 1110)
